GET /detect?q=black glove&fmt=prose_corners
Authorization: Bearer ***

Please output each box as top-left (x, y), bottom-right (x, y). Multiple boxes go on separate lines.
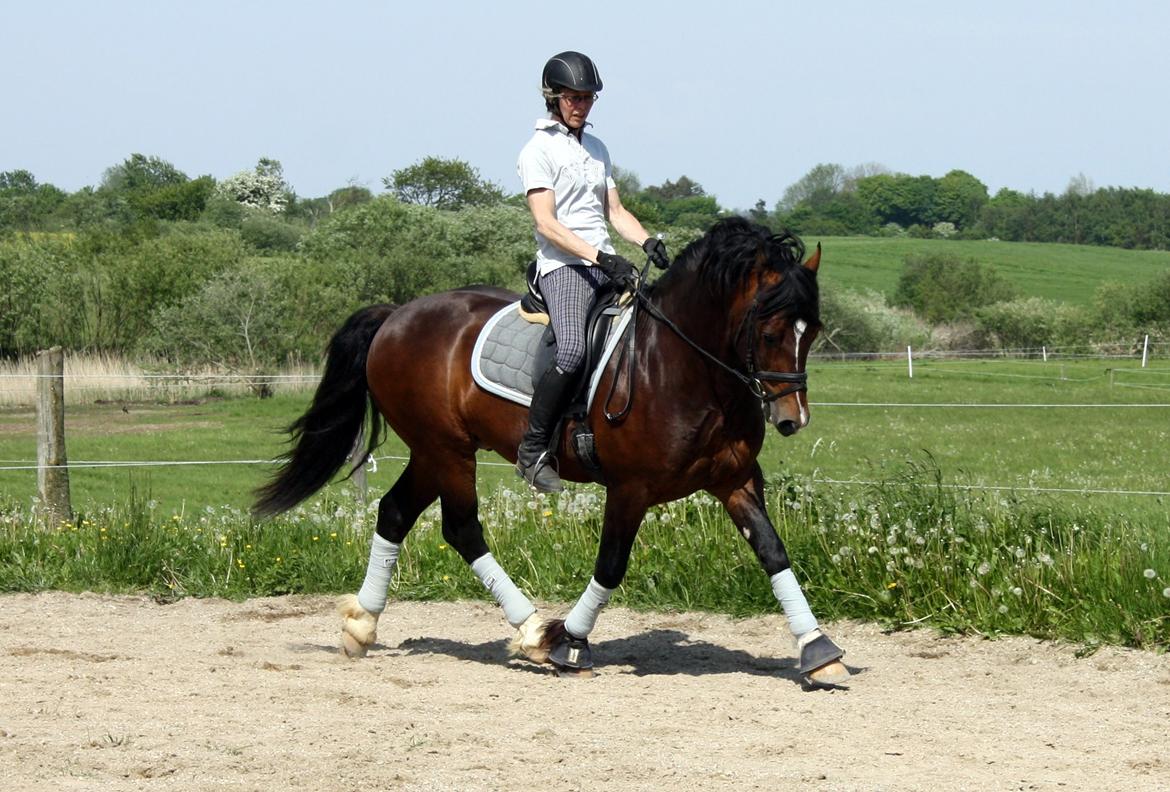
top-left (595, 251), bottom-right (638, 291)
top-left (642, 236), bottom-right (670, 269)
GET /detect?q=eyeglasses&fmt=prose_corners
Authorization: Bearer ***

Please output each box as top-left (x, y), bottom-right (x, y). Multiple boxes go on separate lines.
top-left (558, 92), bottom-right (598, 105)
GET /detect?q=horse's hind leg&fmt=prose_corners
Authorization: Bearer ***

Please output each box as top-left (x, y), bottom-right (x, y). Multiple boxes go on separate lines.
top-left (526, 487), bottom-right (648, 675)
top-left (340, 458), bottom-right (437, 658)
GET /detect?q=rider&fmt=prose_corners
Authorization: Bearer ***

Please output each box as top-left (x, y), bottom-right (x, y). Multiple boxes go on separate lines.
top-left (515, 50), bottom-right (669, 493)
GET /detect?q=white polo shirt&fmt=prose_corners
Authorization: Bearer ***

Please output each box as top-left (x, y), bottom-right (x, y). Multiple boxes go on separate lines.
top-left (517, 115), bottom-right (618, 276)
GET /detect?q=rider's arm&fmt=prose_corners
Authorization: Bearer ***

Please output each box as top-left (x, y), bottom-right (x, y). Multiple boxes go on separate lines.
top-left (526, 188), bottom-right (603, 263)
top-left (605, 186), bottom-right (651, 247)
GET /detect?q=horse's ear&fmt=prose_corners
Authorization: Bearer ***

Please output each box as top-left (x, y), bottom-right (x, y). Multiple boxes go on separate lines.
top-left (803, 242), bottom-right (821, 273)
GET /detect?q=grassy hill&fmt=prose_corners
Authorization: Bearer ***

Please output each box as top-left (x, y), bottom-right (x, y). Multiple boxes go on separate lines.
top-left (811, 236), bottom-right (1170, 305)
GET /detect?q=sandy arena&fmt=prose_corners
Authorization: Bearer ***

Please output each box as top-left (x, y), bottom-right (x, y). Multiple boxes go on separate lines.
top-left (1, 592), bottom-right (1167, 791)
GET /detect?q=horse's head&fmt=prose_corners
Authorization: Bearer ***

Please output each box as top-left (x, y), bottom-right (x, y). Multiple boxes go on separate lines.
top-left (745, 243), bottom-right (821, 435)
top-left (659, 217), bottom-right (821, 436)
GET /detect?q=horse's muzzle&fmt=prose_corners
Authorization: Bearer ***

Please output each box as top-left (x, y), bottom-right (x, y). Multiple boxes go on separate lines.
top-left (775, 419), bottom-right (800, 436)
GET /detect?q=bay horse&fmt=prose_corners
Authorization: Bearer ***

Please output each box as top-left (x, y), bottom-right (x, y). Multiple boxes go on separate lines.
top-left (254, 216), bottom-right (849, 686)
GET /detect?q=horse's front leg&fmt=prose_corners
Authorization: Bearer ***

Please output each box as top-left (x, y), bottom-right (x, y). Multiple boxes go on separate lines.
top-left (713, 464), bottom-right (850, 687)
top-left (519, 487), bottom-right (647, 676)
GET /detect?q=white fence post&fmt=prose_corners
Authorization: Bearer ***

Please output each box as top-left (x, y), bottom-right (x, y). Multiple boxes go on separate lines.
top-left (348, 425), bottom-right (368, 504)
top-left (907, 346), bottom-right (914, 379)
top-left (1042, 346), bottom-right (1047, 362)
top-left (1142, 335), bottom-right (1149, 368)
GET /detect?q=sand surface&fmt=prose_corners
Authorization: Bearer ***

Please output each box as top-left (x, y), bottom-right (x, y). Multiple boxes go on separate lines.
top-left (1, 592), bottom-right (1168, 791)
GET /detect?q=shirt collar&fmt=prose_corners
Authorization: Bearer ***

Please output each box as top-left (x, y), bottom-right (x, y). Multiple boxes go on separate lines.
top-left (534, 114), bottom-right (592, 135)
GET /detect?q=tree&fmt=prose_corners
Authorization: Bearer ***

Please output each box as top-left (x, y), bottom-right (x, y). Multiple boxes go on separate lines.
top-left (933, 170), bottom-right (989, 229)
top-left (856, 173), bottom-right (938, 228)
top-left (101, 154), bottom-right (187, 193)
top-left (217, 158), bottom-right (291, 213)
top-left (0, 170), bottom-right (67, 231)
top-left (778, 163), bottom-right (846, 213)
top-left (611, 165), bottom-right (641, 197)
top-left (643, 175), bottom-right (705, 202)
top-left (385, 156), bottom-right (503, 210)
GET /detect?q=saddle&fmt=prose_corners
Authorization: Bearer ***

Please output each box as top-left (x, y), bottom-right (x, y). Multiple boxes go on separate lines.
top-left (470, 261), bottom-right (632, 481)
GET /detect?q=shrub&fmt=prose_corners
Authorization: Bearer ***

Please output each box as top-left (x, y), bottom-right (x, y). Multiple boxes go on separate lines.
top-left (974, 297), bottom-right (1090, 351)
top-left (893, 252), bottom-right (1017, 323)
top-left (817, 288), bottom-right (931, 355)
top-left (240, 212), bottom-right (304, 252)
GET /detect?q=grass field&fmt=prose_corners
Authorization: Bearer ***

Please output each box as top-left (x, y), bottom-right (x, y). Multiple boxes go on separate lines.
top-left (2, 357), bottom-right (1167, 517)
top-left (814, 236), bottom-right (1170, 304)
top-left (2, 357), bottom-right (1168, 649)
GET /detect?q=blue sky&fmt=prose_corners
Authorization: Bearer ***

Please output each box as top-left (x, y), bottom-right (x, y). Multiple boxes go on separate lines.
top-left (4, 0), bottom-right (1168, 212)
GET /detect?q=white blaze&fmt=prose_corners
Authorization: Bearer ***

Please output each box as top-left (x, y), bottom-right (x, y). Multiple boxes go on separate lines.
top-left (793, 320), bottom-right (808, 426)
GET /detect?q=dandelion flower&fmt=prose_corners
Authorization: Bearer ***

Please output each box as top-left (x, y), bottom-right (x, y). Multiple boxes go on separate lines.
top-left (1144, 569), bottom-right (1157, 579)
top-left (1163, 587), bottom-right (1170, 598)
top-left (997, 605), bottom-right (1009, 614)
top-left (977, 561), bottom-right (992, 576)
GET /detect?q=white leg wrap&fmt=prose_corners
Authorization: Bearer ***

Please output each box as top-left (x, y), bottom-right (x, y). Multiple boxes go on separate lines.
top-left (356, 534), bottom-right (401, 614)
top-left (770, 568), bottom-right (819, 637)
top-left (564, 577), bottom-right (614, 638)
top-left (470, 553), bottom-right (536, 628)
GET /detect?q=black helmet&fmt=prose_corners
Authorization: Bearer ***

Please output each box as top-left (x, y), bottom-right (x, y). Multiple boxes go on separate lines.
top-left (541, 51), bottom-right (603, 94)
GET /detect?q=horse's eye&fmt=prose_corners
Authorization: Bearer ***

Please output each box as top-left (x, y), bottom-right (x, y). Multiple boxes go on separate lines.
top-left (761, 332), bottom-right (779, 346)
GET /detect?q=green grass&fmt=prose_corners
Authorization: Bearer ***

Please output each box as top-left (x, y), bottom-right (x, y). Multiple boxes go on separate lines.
top-left (2, 357), bottom-right (1168, 650)
top-left (814, 236), bottom-right (1170, 304)
top-left (1, 358), bottom-right (1167, 518)
top-left (2, 468), bottom-right (1167, 650)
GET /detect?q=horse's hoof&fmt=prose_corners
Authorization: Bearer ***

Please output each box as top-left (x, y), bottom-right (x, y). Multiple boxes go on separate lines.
top-left (805, 659), bottom-right (851, 687)
top-left (337, 594), bottom-right (379, 659)
top-left (555, 666), bottom-right (596, 679)
top-left (340, 630), bottom-right (369, 659)
top-left (548, 629), bottom-right (593, 671)
top-left (509, 612), bottom-right (551, 664)
top-left (798, 630), bottom-right (848, 687)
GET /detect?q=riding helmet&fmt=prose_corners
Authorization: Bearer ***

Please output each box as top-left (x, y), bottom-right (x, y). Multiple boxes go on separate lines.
top-left (542, 51), bottom-right (603, 94)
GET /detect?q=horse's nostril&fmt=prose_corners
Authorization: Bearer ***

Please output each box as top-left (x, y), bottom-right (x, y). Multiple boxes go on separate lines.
top-left (776, 420), bottom-right (799, 436)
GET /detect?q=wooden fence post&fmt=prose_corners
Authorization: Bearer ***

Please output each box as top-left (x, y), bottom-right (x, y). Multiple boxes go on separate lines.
top-left (36, 347), bottom-right (72, 523)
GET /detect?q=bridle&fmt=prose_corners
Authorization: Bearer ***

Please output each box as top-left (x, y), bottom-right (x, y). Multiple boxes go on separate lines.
top-left (602, 262), bottom-right (809, 422)
top-left (641, 292), bottom-right (808, 403)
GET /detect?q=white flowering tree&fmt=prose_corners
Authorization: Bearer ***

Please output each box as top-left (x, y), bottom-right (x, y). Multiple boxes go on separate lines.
top-left (217, 158), bottom-right (290, 213)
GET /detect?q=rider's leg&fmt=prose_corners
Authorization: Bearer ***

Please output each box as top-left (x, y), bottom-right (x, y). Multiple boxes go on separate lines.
top-left (516, 264), bottom-right (606, 492)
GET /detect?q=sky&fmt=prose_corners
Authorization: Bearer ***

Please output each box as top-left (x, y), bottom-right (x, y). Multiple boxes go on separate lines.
top-left (4, 0), bottom-right (1169, 212)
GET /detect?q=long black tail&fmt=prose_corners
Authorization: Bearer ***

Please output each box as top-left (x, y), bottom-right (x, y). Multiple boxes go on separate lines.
top-left (252, 304), bottom-right (398, 517)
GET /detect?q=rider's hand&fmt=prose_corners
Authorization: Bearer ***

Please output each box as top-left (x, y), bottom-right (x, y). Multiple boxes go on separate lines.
top-left (595, 251), bottom-right (638, 291)
top-left (642, 237), bottom-right (670, 270)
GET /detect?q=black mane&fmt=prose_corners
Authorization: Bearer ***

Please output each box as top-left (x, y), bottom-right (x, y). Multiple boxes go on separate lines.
top-left (657, 217), bottom-right (818, 323)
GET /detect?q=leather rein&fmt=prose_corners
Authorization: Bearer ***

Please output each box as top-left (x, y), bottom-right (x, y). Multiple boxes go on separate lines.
top-left (602, 262), bottom-right (808, 422)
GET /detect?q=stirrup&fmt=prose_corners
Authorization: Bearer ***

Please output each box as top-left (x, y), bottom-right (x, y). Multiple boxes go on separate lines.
top-left (516, 450), bottom-right (564, 493)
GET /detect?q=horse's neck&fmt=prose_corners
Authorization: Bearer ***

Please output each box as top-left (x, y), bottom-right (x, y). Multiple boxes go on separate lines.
top-left (649, 283), bottom-right (739, 361)
top-left (643, 286), bottom-right (755, 417)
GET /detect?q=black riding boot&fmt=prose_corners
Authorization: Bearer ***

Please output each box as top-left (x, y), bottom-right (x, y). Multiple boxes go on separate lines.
top-left (516, 364), bottom-right (576, 493)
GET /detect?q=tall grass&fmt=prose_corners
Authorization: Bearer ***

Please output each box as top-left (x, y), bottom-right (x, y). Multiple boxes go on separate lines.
top-left (3, 464), bottom-right (1166, 650)
top-left (0, 352), bottom-right (319, 407)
